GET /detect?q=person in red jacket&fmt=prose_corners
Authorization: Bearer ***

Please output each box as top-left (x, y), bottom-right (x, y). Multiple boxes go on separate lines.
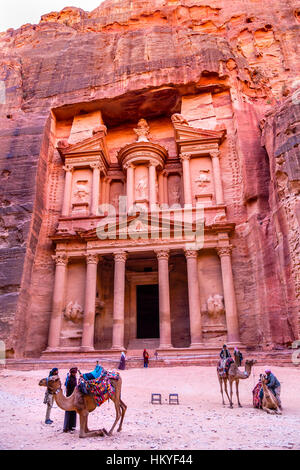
top-left (143, 349), bottom-right (149, 368)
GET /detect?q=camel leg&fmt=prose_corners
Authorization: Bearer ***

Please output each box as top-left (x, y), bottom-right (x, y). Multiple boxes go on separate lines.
top-left (117, 399), bottom-right (127, 432)
top-left (79, 411), bottom-right (105, 438)
top-left (224, 379), bottom-right (232, 408)
top-left (219, 377), bottom-right (226, 405)
top-left (107, 399), bottom-right (121, 436)
top-left (236, 380), bottom-right (242, 407)
top-left (228, 380), bottom-right (234, 408)
top-left (262, 406), bottom-right (275, 415)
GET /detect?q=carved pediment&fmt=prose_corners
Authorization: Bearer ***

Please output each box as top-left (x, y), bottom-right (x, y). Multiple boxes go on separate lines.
top-left (172, 121), bottom-right (226, 144)
top-left (57, 125), bottom-right (109, 164)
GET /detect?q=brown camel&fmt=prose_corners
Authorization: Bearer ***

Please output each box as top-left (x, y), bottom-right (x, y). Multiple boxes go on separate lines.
top-left (39, 374), bottom-right (127, 438)
top-left (260, 374), bottom-right (282, 415)
top-left (217, 358), bottom-right (257, 408)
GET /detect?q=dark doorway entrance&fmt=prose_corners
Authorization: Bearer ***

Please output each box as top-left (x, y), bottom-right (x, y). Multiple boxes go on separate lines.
top-left (136, 284), bottom-right (159, 338)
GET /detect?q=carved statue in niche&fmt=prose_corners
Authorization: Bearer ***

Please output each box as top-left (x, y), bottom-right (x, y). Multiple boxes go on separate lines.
top-left (170, 187), bottom-right (181, 205)
top-left (194, 170), bottom-right (211, 193)
top-left (136, 176), bottom-right (148, 199)
top-left (64, 301), bottom-right (84, 323)
top-left (95, 298), bottom-right (105, 315)
top-left (171, 113), bottom-right (189, 126)
top-left (134, 119), bottom-right (150, 142)
top-left (74, 180), bottom-right (90, 203)
top-left (206, 294), bottom-right (225, 316)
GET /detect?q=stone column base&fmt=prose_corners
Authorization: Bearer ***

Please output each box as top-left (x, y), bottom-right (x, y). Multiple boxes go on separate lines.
top-left (190, 342), bottom-right (205, 349)
top-left (157, 344), bottom-right (173, 351)
top-left (80, 346), bottom-right (95, 352)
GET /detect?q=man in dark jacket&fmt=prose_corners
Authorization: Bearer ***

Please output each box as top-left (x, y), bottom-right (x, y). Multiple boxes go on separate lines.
top-left (220, 344), bottom-right (231, 359)
top-left (265, 369), bottom-right (282, 409)
top-left (63, 367), bottom-right (78, 432)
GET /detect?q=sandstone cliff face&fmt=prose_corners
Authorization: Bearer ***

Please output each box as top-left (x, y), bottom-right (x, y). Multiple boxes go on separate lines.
top-left (0, 0), bottom-right (299, 356)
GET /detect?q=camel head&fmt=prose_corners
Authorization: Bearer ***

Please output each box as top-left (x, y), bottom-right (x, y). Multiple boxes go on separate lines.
top-left (39, 375), bottom-right (62, 394)
top-left (261, 373), bottom-right (268, 385)
top-left (245, 359), bottom-right (257, 367)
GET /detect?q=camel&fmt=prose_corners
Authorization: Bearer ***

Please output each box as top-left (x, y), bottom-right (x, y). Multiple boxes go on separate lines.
top-left (39, 374), bottom-right (127, 438)
top-left (217, 358), bottom-right (257, 408)
top-left (260, 374), bottom-right (282, 415)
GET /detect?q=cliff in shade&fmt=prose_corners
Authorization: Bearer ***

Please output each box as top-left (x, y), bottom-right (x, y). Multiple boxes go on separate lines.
top-left (0, 0), bottom-right (299, 358)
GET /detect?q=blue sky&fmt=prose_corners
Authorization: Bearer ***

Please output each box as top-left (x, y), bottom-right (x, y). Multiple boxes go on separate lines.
top-left (0, 0), bottom-right (104, 31)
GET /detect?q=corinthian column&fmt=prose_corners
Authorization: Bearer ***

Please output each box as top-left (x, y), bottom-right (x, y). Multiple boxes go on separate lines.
top-left (47, 253), bottom-right (68, 349)
top-left (112, 252), bottom-right (127, 350)
top-left (217, 246), bottom-right (240, 343)
top-left (180, 153), bottom-right (193, 206)
top-left (91, 163), bottom-right (101, 216)
top-left (62, 165), bottom-right (73, 216)
top-left (125, 163), bottom-right (134, 213)
top-left (148, 161), bottom-right (158, 210)
top-left (184, 249), bottom-right (202, 346)
top-left (211, 151), bottom-right (224, 205)
top-left (81, 254), bottom-right (99, 351)
top-left (156, 249), bottom-right (172, 349)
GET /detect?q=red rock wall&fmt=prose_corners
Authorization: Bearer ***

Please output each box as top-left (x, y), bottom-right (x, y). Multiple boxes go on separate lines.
top-left (0, 0), bottom-right (299, 356)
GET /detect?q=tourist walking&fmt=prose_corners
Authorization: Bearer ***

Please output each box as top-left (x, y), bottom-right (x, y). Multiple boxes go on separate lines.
top-left (143, 349), bottom-right (149, 368)
top-left (44, 367), bottom-right (58, 424)
top-left (63, 367), bottom-right (78, 432)
top-left (118, 352), bottom-right (126, 370)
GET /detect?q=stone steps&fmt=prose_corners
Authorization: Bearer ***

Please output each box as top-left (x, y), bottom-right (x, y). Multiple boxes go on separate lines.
top-left (1, 348), bottom-right (298, 371)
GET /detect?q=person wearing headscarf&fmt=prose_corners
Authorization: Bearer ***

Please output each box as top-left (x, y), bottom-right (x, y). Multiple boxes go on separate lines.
top-left (220, 344), bottom-right (231, 359)
top-left (118, 352), bottom-right (126, 370)
top-left (234, 347), bottom-right (243, 367)
top-left (265, 369), bottom-right (282, 409)
top-left (143, 349), bottom-right (149, 368)
top-left (63, 367), bottom-right (78, 432)
top-left (44, 367), bottom-right (59, 424)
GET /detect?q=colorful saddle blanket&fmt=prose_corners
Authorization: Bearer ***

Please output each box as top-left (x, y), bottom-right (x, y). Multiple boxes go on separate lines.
top-left (78, 369), bottom-right (120, 406)
top-left (217, 357), bottom-right (234, 377)
top-left (252, 381), bottom-right (262, 408)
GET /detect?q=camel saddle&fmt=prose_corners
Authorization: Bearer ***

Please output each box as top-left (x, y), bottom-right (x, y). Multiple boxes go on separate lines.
top-left (217, 357), bottom-right (234, 377)
top-left (78, 369), bottom-right (120, 406)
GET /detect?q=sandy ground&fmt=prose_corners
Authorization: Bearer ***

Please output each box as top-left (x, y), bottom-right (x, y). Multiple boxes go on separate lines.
top-left (0, 364), bottom-right (300, 450)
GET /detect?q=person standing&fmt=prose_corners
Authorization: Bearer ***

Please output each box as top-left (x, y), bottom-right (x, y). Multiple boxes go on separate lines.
top-left (63, 367), bottom-right (78, 432)
top-left (143, 349), bottom-right (149, 368)
top-left (118, 352), bottom-right (126, 370)
top-left (44, 368), bottom-right (58, 425)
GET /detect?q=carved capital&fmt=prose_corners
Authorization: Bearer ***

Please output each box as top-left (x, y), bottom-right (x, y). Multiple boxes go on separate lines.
top-left (184, 249), bottom-right (198, 259)
top-left (155, 249), bottom-right (170, 261)
top-left (180, 153), bottom-right (191, 162)
top-left (148, 160), bottom-right (159, 169)
top-left (217, 246), bottom-right (232, 257)
top-left (90, 162), bottom-right (102, 171)
top-left (114, 252), bottom-right (127, 263)
top-left (52, 253), bottom-right (68, 266)
top-left (210, 150), bottom-right (220, 159)
top-left (124, 162), bottom-right (134, 171)
top-left (63, 164), bottom-right (74, 173)
top-left (86, 253), bottom-right (99, 264)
